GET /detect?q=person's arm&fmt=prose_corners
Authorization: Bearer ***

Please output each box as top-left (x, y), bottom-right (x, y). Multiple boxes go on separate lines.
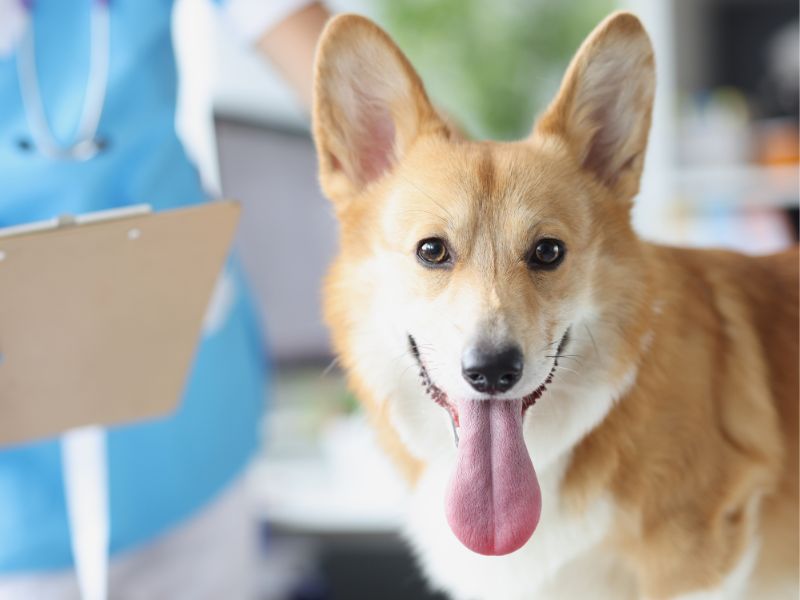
top-left (254, 3), bottom-right (332, 109)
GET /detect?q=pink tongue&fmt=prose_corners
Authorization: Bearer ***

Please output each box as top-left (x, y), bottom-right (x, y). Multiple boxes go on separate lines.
top-left (445, 398), bottom-right (541, 556)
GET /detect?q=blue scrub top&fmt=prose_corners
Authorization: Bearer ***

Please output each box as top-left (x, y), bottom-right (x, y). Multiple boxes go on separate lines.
top-left (0, 0), bottom-right (266, 572)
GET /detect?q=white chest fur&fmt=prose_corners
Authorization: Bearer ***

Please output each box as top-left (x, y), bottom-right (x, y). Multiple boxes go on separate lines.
top-left (403, 454), bottom-right (633, 600)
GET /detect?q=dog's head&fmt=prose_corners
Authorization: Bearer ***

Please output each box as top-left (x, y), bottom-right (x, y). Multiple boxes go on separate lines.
top-left (313, 12), bottom-right (655, 556)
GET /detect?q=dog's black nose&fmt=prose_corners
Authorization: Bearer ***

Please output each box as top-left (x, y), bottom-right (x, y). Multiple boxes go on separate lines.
top-left (461, 345), bottom-right (523, 394)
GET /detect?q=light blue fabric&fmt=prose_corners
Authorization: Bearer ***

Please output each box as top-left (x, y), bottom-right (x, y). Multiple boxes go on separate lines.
top-left (0, 0), bottom-right (266, 572)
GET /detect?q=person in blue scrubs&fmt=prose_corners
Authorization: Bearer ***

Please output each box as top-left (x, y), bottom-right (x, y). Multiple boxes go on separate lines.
top-left (0, 1), bottom-right (330, 597)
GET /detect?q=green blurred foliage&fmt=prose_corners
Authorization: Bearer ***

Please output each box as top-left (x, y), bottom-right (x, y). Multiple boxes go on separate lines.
top-left (377, 0), bottom-right (615, 140)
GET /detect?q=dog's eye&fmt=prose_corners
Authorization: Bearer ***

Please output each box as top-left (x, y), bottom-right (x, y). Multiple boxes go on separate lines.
top-left (528, 238), bottom-right (565, 270)
top-left (417, 238), bottom-right (451, 267)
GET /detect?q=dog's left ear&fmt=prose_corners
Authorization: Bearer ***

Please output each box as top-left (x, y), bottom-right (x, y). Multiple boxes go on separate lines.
top-left (533, 12), bottom-right (655, 200)
top-left (312, 14), bottom-right (448, 205)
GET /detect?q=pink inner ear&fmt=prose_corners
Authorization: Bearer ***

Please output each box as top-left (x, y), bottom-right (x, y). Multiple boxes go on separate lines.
top-left (353, 90), bottom-right (397, 185)
top-left (582, 104), bottom-right (622, 185)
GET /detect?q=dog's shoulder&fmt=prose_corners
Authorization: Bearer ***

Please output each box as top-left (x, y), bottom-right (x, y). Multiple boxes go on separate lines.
top-left (561, 244), bottom-right (798, 598)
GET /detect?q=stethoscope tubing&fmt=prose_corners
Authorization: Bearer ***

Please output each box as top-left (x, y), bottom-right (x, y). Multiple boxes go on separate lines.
top-left (15, 0), bottom-right (110, 161)
top-left (13, 4), bottom-right (114, 599)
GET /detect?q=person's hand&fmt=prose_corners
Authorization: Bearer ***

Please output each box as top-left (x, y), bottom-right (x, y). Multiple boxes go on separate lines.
top-left (256, 2), bottom-right (331, 109)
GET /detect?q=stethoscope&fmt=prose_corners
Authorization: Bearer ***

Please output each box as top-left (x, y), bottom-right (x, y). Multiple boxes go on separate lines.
top-left (15, 7), bottom-right (113, 599)
top-left (15, 0), bottom-right (110, 161)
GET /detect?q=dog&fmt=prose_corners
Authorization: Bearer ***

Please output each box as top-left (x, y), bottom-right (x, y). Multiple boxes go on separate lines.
top-left (311, 11), bottom-right (799, 599)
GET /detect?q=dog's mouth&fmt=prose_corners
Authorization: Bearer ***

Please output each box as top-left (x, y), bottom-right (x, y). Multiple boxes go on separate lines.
top-left (407, 330), bottom-right (568, 434)
top-left (407, 330), bottom-right (569, 557)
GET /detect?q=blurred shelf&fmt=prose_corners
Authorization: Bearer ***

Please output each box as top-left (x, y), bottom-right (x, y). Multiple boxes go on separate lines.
top-left (248, 410), bottom-right (409, 536)
top-left (247, 456), bottom-right (407, 534)
top-left (672, 164), bottom-right (799, 209)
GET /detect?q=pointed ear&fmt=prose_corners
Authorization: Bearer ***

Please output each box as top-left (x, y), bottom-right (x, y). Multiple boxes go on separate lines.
top-left (534, 12), bottom-right (655, 200)
top-left (312, 14), bottom-right (448, 204)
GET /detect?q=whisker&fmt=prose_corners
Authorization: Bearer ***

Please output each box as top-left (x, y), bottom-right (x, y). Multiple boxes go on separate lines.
top-left (555, 365), bottom-right (580, 376)
top-left (397, 172), bottom-right (456, 225)
top-left (546, 353), bottom-right (583, 363)
top-left (537, 338), bottom-right (563, 353)
top-left (397, 362), bottom-right (420, 382)
top-left (583, 323), bottom-right (600, 357)
top-left (320, 356), bottom-right (339, 377)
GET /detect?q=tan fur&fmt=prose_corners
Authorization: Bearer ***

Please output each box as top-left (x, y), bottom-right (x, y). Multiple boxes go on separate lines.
top-left (312, 11), bottom-right (799, 599)
top-left (562, 247), bottom-right (798, 597)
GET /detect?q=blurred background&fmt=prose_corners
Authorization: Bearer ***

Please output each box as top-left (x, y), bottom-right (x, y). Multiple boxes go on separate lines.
top-left (173, 0), bottom-right (799, 598)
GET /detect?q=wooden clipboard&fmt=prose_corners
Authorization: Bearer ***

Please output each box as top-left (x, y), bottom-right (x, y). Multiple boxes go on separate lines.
top-left (0, 201), bottom-right (241, 446)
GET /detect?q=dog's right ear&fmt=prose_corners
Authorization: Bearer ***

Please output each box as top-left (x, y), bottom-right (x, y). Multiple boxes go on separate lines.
top-left (312, 14), bottom-right (447, 205)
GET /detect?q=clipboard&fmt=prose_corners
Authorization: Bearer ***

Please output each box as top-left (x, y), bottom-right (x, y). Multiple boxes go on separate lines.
top-left (0, 201), bottom-right (241, 446)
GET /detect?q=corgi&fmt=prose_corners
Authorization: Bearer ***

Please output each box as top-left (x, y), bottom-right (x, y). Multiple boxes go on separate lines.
top-left (311, 11), bottom-right (799, 600)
